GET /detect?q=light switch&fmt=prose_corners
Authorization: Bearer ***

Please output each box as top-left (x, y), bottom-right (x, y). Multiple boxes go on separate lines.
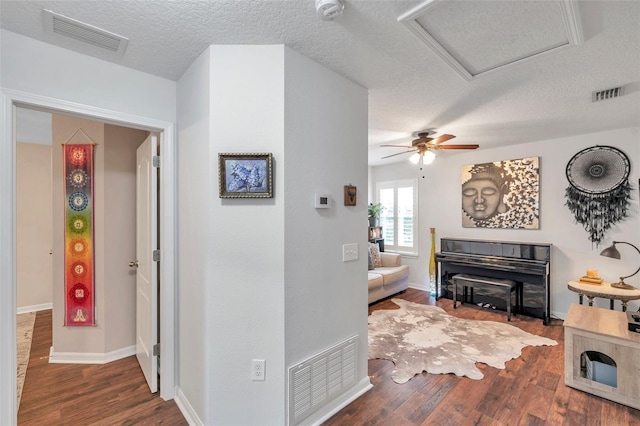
top-left (343, 243), bottom-right (358, 262)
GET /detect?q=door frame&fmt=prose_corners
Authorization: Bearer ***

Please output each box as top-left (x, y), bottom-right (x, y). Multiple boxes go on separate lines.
top-left (0, 89), bottom-right (177, 423)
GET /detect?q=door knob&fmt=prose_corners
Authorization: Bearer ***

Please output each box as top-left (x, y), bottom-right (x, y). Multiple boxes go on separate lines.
top-left (129, 260), bottom-right (139, 267)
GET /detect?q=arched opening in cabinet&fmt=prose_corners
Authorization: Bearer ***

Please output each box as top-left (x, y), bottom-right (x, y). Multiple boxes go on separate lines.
top-left (580, 350), bottom-right (617, 387)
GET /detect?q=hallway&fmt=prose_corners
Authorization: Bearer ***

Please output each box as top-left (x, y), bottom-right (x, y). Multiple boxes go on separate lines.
top-left (18, 310), bottom-right (185, 425)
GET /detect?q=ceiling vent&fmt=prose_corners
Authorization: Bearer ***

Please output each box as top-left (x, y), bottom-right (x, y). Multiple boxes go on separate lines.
top-left (43, 9), bottom-right (128, 56)
top-left (592, 86), bottom-right (624, 102)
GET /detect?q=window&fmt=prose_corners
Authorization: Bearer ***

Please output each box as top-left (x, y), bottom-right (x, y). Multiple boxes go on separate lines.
top-left (376, 179), bottom-right (418, 255)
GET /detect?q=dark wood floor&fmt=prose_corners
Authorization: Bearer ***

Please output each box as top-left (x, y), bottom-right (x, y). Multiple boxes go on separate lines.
top-left (18, 310), bottom-right (186, 425)
top-left (19, 294), bottom-right (640, 425)
top-left (324, 288), bottom-right (640, 426)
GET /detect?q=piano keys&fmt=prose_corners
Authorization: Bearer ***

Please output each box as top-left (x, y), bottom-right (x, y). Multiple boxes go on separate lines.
top-left (436, 238), bottom-right (552, 325)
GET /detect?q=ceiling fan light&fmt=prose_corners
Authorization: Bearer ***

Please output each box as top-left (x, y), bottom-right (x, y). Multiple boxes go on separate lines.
top-left (423, 150), bottom-right (436, 164)
top-left (409, 153), bottom-right (421, 164)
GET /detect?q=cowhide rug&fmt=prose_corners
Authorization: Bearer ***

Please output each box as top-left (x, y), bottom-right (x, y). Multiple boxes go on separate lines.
top-left (368, 299), bottom-right (557, 383)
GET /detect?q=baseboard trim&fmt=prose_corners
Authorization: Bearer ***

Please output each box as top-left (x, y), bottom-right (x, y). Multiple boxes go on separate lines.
top-left (49, 345), bottom-right (135, 364)
top-left (17, 302), bottom-right (52, 314)
top-left (408, 282), bottom-right (430, 292)
top-left (301, 376), bottom-right (373, 426)
top-left (174, 386), bottom-right (203, 426)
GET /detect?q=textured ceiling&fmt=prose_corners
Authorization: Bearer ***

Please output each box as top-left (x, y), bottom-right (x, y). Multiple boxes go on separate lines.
top-left (406, 1), bottom-right (576, 77)
top-left (2, 0), bottom-right (639, 166)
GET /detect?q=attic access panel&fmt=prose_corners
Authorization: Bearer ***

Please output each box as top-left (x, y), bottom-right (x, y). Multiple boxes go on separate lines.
top-left (398, 0), bottom-right (583, 81)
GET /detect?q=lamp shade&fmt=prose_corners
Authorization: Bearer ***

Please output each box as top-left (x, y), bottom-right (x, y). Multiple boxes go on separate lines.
top-left (599, 240), bottom-right (640, 290)
top-left (409, 153), bottom-right (421, 164)
top-left (600, 243), bottom-right (621, 259)
top-left (422, 150), bottom-right (436, 164)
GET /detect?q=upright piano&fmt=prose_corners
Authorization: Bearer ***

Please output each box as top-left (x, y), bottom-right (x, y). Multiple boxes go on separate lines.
top-left (436, 238), bottom-right (552, 325)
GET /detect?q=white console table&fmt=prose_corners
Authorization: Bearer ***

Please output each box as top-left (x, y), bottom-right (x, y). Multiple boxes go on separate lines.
top-left (564, 303), bottom-right (640, 409)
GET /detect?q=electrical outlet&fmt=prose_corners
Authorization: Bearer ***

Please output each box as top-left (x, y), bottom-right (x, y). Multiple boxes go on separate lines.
top-left (251, 359), bottom-right (266, 381)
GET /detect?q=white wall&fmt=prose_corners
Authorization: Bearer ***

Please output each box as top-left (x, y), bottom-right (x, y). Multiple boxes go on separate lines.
top-left (176, 46), bottom-right (212, 421)
top-left (1, 30), bottom-right (176, 123)
top-left (283, 47), bottom-right (369, 410)
top-left (1, 29), bottom-right (177, 423)
top-left (16, 142), bottom-right (53, 311)
top-left (177, 45), bottom-right (369, 425)
top-left (16, 108), bottom-right (52, 145)
top-left (371, 127), bottom-right (640, 318)
top-left (210, 45), bottom-right (287, 425)
top-left (178, 44), bottom-right (286, 425)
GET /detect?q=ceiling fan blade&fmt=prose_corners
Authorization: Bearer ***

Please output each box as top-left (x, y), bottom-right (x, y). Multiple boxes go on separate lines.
top-left (433, 144), bottom-right (479, 150)
top-left (380, 144), bottom-right (414, 148)
top-left (381, 149), bottom-right (417, 159)
top-left (430, 134), bottom-right (456, 145)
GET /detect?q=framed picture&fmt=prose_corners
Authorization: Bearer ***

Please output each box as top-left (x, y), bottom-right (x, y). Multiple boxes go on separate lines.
top-left (461, 156), bottom-right (539, 229)
top-left (218, 153), bottom-right (273, 198)
top-left (344, 185), bottom-right (357, 206)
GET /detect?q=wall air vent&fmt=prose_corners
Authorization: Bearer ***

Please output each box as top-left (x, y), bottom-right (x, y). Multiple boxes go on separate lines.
top-left (289, 336), bottom-right (357, 425)
top-left (43, 9), bottom-right (128, 56)
top-left (592, 86), bottom-right (624, 102)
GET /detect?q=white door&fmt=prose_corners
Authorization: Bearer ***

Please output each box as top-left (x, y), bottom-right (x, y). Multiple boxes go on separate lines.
top-left (135, 134), bottom-right (158, 393)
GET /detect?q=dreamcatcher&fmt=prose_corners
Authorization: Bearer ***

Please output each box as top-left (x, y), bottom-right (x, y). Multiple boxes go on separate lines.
top-left (565, 146), bottom-right (631, 246)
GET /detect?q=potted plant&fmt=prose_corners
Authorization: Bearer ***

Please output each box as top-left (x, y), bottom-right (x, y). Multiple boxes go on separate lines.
top-left (368, 202), bottom-right (384, 227)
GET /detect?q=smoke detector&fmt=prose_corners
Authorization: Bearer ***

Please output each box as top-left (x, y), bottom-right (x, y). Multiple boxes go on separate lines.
top-left (316, 0), bottom-right (345, 21)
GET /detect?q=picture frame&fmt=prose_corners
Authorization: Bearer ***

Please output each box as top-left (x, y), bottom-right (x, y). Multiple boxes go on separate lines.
top-left (461, 156), bottom-right (539, 229)
top-left (344, 185), bottom-right (357, 206)
top-left (218, 153), bottom-right (273, 198)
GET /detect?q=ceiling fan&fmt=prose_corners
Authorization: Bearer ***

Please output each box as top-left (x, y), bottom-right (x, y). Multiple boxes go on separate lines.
top-left (381, 132), bottom-right (479, 168)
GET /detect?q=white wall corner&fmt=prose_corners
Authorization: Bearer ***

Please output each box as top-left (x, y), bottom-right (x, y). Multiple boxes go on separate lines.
top-left (408, 282), bottom-right (430, 292)
top-left (174, 387), bottom-right (205, 426)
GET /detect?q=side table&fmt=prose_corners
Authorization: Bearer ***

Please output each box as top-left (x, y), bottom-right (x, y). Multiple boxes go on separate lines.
top-left (564, 303), bottom-right (640, 409)
top-left (567, 281), bottom-right (640, 312)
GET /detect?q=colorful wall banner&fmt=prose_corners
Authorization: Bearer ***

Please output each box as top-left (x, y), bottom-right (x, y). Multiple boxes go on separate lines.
top-left (63, 144), bottom-right (95, 326)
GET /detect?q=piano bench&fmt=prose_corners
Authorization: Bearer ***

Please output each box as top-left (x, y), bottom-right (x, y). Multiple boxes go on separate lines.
top-left (451, 274), bottom-right (519, 321)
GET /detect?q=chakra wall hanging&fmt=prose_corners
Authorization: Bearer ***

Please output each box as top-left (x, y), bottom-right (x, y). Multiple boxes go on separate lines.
top-left (63, 144), bottom-right (95, 326)
top-left (565, 145), bottom-right (631, 246)
top-left (461, 157), bottom-right (540, 229)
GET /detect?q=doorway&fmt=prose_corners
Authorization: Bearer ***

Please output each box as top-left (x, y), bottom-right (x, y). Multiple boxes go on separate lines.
top-left (17, 109), bottom-right (155, 361)
top-left (1, 91), bottom-right (177, 423)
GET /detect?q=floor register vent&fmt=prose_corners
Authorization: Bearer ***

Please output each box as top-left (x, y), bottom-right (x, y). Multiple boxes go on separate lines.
top-left (288, 336), bottom-right (357, 425)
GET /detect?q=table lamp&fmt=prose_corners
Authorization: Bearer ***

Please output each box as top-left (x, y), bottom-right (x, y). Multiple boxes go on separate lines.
top-left (599, 241), bottom-right (640, 290)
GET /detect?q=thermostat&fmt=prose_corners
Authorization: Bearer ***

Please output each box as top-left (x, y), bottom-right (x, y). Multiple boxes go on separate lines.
top-left (315, 194), bottom-right (331, 209)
